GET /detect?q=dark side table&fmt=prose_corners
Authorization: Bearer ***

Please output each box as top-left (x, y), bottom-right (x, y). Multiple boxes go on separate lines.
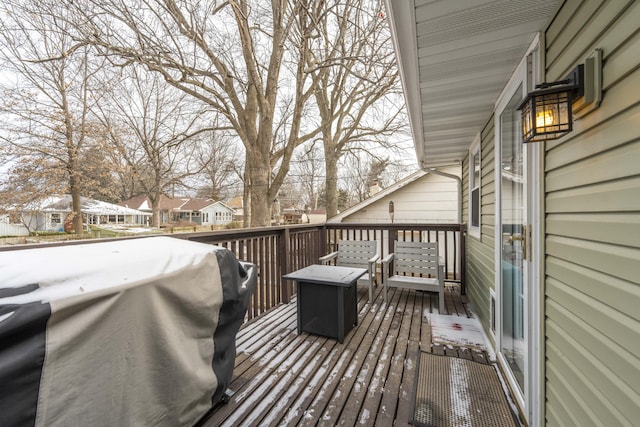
top-left (283, 264), bottom-right (366, 343)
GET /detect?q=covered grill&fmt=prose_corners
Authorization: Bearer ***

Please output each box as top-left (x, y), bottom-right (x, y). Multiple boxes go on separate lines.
top-left (0, 236), bottom-right (256, 427)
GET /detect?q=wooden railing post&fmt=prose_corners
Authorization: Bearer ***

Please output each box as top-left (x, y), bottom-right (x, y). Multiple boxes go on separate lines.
top-left (319, 223), bottom-right (328, 259)
top-left (280, 226), bottom-right (291, 303)
top-left (388, 226), bottom-right (397, 255)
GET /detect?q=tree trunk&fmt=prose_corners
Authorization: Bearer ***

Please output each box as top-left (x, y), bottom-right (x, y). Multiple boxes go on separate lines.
top-left (242, 156), bottom-right (251, 228)
top-left (65, 107), bottom-right (83, 236)
top-left (247, 153), bottom-right (272, 227)
top-left (69, 172), bottom-right (84, 236)
top-left (151, 196), bottom-right (160, 227)
top-left (324, 143), bottom-right (339, 219)
top-left (149, 184), bottom-right (162, 227)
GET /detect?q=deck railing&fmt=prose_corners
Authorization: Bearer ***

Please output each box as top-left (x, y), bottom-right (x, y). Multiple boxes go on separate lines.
top-left (1, 222), bottom-right (465, 322)
top-left (175, 224), bottom-right (324, 320)
top-left (177, 222), bottom-right (466, 320)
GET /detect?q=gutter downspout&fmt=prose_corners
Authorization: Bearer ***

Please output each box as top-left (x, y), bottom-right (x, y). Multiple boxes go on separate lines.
top-left (420, 163), bottom-right (463, 223)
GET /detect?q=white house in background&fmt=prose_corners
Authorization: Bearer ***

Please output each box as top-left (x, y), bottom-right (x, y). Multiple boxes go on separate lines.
top-left (327, 165), bottom-right (461, 224)
top-left (120, 195), bottom-right (235, 226)
top-left (190, 200), bottom-right (234, 226)
top-left (6, 194), bottom-right (150, 233)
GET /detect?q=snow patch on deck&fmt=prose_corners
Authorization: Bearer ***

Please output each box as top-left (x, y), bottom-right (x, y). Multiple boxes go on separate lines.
top-left (428, 311), bottom-right (495, 360)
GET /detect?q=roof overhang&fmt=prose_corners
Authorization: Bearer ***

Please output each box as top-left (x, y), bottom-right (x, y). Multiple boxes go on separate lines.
top-left (383, 0), bottom-right (561, 168)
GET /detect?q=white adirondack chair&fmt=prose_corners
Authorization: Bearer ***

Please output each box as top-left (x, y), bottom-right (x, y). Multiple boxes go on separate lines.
top-left (320, 240), bottom-right (379, 304)
top-left (381, 240), bottom-right (446, 314)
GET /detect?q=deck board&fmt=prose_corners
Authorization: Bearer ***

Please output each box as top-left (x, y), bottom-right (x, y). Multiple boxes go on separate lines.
top-left (200, 283), bottom-right (499, 427)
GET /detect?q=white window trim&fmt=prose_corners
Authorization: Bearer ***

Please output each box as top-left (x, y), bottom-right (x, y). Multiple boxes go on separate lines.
top-left (468, 134), bottom-right (481, 239)
top-left (489, 288), bottom-right (496, 337)
top-left (50, 213), bottom-right (61, 224)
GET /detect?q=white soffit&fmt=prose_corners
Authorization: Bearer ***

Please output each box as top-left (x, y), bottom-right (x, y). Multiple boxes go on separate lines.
top-left (385, 0), bottom-right (561, 168)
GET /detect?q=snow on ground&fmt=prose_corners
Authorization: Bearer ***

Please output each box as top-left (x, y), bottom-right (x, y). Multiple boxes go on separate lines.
top-left (94, 224), bottom-right (158, 234)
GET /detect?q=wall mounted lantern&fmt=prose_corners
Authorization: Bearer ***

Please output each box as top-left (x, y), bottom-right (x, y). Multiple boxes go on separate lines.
top-left (519, 65), bottom-right (584, 143)
top-left (388, 201), bottom-right (394, 223)
top-left (519, 49), bottom-right (603, 144)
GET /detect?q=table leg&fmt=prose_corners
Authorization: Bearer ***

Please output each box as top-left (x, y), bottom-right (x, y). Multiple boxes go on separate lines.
top-left (353, 283), bottom-right (358, 326)
top-left (337, 286), bottom-right (344, 343)
top-left (296, 282), bottom-right (301, 335)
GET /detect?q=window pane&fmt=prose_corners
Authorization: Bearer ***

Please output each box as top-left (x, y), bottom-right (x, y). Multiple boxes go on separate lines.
top-left (473, 152), bottom-right (480, 188)
top-left (471, 188), bottom-right (480, 227)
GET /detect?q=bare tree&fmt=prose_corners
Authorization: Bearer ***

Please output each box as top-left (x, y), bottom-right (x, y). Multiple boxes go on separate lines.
top-left (366, 158), bottom-right (390, 189)
top-left (97, 66), bottom-right (214, 226)
top-left (0, 156), bottom-right (66, 233)
top-left (340, 156), bottom-right (371, 204)
top-left (100, 137), bottom-right (150, 202)
top-left (307, 0), bottom-right (407, 218)
top-left (292, 142), bottom-right (325, 211)
top-left (0, 136), bottom-right (122, 229)
top-left (77, 141), bottom-right (123, 204)
top-left (0, 0), bottom-right (108, 235)
top-left (193, 132), bottom-right (243, 201)
top-left (66, 0), bottom-right (324, 226)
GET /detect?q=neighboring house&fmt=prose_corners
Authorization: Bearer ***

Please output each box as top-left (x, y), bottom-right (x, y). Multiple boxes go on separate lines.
top-left (120, 195), bottom-right (235, 226)
top-left (327, 166), bottom-right (460, 224)
top-left (282, 208), bottom-right (309, 224)
top-left (120, 194), bottom-right (183, 224)
top-left (385, 1), bottom-right (639, 426)
top-left (5, 194), bottom-right (150, 233)
top-left (204, 201), bottom-right (235, 226)
top-left (227, 195), bottom-right (305, 225)
top-left (328, 167), bottom-right (460, 279)
top-left (307, 209), bottom-right (327, 224)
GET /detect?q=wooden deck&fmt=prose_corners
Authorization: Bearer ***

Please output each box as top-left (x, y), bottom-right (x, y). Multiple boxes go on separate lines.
top-left (199, 284), bottom-right (493, 427)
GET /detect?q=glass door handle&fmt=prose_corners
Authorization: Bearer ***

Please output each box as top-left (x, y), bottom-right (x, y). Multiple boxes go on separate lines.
top-left (507, 225), bottom-right (527, 260)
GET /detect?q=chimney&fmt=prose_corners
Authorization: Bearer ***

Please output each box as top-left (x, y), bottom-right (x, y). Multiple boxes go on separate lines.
top-left (369, 180), bottom-right (381, 196)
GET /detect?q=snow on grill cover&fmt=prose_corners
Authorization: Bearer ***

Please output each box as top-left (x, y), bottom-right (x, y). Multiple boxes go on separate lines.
top-left (0, 236), bottom-right (257, 427)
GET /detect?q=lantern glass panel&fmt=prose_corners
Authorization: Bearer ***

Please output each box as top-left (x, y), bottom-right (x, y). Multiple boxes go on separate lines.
top-left (521, 88), bottom-right (573, 143)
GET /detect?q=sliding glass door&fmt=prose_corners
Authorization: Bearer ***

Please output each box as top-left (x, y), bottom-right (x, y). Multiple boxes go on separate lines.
top-left (495, 40), bottom-right (543, 426)
top-left (499, 85), bottom-right (527, 393)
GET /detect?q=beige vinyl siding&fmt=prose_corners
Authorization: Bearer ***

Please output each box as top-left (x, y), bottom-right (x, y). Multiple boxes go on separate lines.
top-left (464, 115), bottom-right (496, 343)
top-left (544, 1), bottom-right (640, 425)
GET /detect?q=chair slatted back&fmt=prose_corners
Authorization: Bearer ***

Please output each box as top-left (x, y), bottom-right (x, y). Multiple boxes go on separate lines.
top-left (336, 240), bottom-right (377, 269)
top-left (393, 241), bottom-right (439, 277)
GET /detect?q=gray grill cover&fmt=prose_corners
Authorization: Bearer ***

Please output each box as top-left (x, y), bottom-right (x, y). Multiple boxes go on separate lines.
top-left (0, 237), bottom-right (256, 426)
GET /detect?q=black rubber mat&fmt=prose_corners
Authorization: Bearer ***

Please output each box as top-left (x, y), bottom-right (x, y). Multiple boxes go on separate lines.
top-left (410, 351), bottom-right (520, 427)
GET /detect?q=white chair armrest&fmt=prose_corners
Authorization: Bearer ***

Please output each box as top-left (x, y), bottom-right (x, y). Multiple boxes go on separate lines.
top-left (319, 251), bottom-right (339, 264)
top-left (366, 254), bottom-right (380, 284)
top-left (381, 253), bottom-right (394, 265)
top-left (381, 253), bottom-right (395, 285)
